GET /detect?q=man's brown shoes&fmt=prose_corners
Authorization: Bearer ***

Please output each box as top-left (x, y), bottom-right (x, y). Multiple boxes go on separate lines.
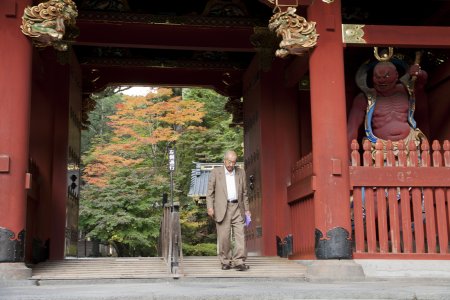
top-left (221, 264), bottom-right (231, 270)
top-left (235, 264), bottom-right (249, 271)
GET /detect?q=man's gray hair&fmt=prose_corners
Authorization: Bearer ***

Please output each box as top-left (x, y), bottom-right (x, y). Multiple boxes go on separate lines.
top-left (224, 150), bottom-right (237, 160)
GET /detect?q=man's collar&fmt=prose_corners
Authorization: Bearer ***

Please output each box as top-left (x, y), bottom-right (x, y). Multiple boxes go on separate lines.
top-left (223, 166), bottom-right (235, 175)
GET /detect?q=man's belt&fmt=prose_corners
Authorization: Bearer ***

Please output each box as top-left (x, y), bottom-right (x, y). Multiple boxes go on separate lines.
top-left (228, 199), bottom-right (238, 203)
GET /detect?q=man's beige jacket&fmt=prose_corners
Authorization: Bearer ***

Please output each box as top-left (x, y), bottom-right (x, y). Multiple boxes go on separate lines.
top-left (206, 166), bottom-right (249, 223)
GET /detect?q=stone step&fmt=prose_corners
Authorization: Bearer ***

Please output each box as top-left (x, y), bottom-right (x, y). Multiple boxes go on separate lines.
top-left (181, 256), bottom-right (306, 278)
top-left (32, 258), bottom-right (170, 280)
top-left (31, 256), bottom-right (306, 280)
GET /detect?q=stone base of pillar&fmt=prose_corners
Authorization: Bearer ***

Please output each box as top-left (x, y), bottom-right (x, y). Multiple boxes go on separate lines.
top-left (0, 263), bottom-right (32, 280)
top-left (306, 260), bottom-right (365, 282)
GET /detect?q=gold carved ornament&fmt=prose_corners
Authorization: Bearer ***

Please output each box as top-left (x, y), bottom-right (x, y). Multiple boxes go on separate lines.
top-left (268, 6), bottom-right (318, 58)
top-left (20, 0), bottom-right (78, 51)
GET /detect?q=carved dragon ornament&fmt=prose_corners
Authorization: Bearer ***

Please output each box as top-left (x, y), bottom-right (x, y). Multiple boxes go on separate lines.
top-left (20, 0), bottom-right (78, 51)
top-left (268, 6), bottom-right (318, 58)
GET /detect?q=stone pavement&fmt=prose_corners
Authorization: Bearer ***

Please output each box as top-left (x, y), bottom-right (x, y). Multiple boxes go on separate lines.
top-left (1, 277), bottom-right (450, 300)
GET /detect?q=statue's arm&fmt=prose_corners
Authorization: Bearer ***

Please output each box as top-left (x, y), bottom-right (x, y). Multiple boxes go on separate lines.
top-left (407, 65), bottom-right (429, 123)
top-left (409, 64), bottom-right (428, 90)
top-left (347, 93), bottom-right (367, 149)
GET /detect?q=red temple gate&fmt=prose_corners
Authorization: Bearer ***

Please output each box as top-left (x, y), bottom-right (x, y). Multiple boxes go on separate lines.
top-left (1, 0), bottom-right (450, 280)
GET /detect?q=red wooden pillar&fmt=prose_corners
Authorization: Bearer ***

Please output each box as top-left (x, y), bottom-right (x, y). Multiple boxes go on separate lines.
top-left (308, 0), bottom-right (352, 259)
top-left (0, 0), bottom-right (33, 264)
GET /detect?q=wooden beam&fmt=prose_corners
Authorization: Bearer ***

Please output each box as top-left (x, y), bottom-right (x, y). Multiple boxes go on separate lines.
top-left (75, 18), bottom-right (256, 52)
top-left (344, 25), bottom-right (450, 47)
top-left (350, 166), bottom-right (450, 187)
top-left (287, 175), bottom-right (316, 203)
top-left (81, 65), bottom-right (243, 97)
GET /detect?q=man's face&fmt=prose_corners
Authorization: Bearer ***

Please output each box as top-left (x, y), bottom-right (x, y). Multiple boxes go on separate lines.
top-left (373, 62), bottom-right (398, 93)
top-left (224, 155), bottom-right (237, 172)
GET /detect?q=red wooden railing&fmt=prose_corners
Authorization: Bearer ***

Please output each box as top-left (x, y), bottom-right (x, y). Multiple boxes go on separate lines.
top-left (287, 153), bottom-right (316, 259)
top-left (287, 153), bottom-right (315, 203)
top-left (350, 139), bottom-right (450, 259)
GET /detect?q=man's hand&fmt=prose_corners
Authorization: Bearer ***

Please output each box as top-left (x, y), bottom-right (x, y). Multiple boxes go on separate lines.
top-left (244, 211), bottom-right (252, 227)
top-left (207, 208), bottom-right (214, 217)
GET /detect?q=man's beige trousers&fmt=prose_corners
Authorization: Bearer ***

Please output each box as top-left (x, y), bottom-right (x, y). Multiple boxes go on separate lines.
top-left (216, 202), bottom-right (246, 266)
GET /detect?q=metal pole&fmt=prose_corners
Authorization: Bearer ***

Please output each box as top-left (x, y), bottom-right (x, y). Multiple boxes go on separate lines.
top-left (170, 170), bottom-right (174, 210)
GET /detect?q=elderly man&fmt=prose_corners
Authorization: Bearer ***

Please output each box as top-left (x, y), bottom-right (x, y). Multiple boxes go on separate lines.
top-left (206, 150), bottom-right (251, 271)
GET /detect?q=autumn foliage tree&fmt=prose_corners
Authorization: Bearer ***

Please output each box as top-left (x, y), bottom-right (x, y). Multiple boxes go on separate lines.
top-left (80, 88), bottom-right (205, 256)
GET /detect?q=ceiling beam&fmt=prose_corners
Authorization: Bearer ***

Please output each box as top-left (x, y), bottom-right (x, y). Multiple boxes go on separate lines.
top-left (81, 65), bottom-right (243, 97)
top-left (74, 16), bottom-right (257, 52)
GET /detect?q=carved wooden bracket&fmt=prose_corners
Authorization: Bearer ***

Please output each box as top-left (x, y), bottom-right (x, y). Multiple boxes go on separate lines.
top-left (20, 0), bottom-right (79, 51)
top-left (268, 7), bottom-right (318, 58)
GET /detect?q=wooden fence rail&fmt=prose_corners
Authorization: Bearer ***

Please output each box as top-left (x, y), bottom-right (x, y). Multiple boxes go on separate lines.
top-left (350, 139), bottom-right (450, 258)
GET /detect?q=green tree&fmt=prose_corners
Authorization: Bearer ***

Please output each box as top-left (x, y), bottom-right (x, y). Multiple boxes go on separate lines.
top-left (80, 168), bottom-right (163, 256)
top-left (81, 93), bottom-right (122, 154)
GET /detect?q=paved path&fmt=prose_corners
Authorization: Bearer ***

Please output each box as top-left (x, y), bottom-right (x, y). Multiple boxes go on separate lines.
top-left (1, 277), bottom-right (450, 300)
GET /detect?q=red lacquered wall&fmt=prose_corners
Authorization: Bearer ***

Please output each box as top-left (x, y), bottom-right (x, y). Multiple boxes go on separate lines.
top-left (0, 0), bottom-right (33, 261)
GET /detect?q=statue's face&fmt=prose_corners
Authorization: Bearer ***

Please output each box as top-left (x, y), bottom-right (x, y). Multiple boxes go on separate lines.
top-left (372, 62), bottom-right (398, 93)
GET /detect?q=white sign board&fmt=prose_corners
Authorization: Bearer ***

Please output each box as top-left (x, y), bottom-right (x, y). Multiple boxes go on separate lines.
top-left (168, 148), bottom-right (176, 171)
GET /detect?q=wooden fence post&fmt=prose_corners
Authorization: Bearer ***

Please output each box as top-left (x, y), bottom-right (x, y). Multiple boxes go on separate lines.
top-left (421, 140), bottom-right (437, 253)
top-left (351, 140), bottom-right (365, 252)
top-left (432, 140), bottom-right (448, 253)
top-left (386, 141), bottom-right (401, 253)
top-left (398, 141), bottom-right (413, 253)
top-left (409, 140), bottom-right (425, 253)
top-left (444, 140), bottom-right (450, 242)
top-left (363, 140), bottom-right (377, 253)
top-left (375, 140), bottom-right (389, 253)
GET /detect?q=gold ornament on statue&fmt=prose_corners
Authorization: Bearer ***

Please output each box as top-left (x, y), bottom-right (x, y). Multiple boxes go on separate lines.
top-left (373, 47), bottom-right (394, 62)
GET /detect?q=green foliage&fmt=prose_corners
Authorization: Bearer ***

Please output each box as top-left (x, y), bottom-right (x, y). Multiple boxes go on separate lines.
top-left (182, 243), bottom-right (217, 256)
top-left (80, 168), bottom-right (164, 256)
top-left (180, 203), bottom-right (216, 245)
top-left (81, 94), bottom-right (122, 153)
